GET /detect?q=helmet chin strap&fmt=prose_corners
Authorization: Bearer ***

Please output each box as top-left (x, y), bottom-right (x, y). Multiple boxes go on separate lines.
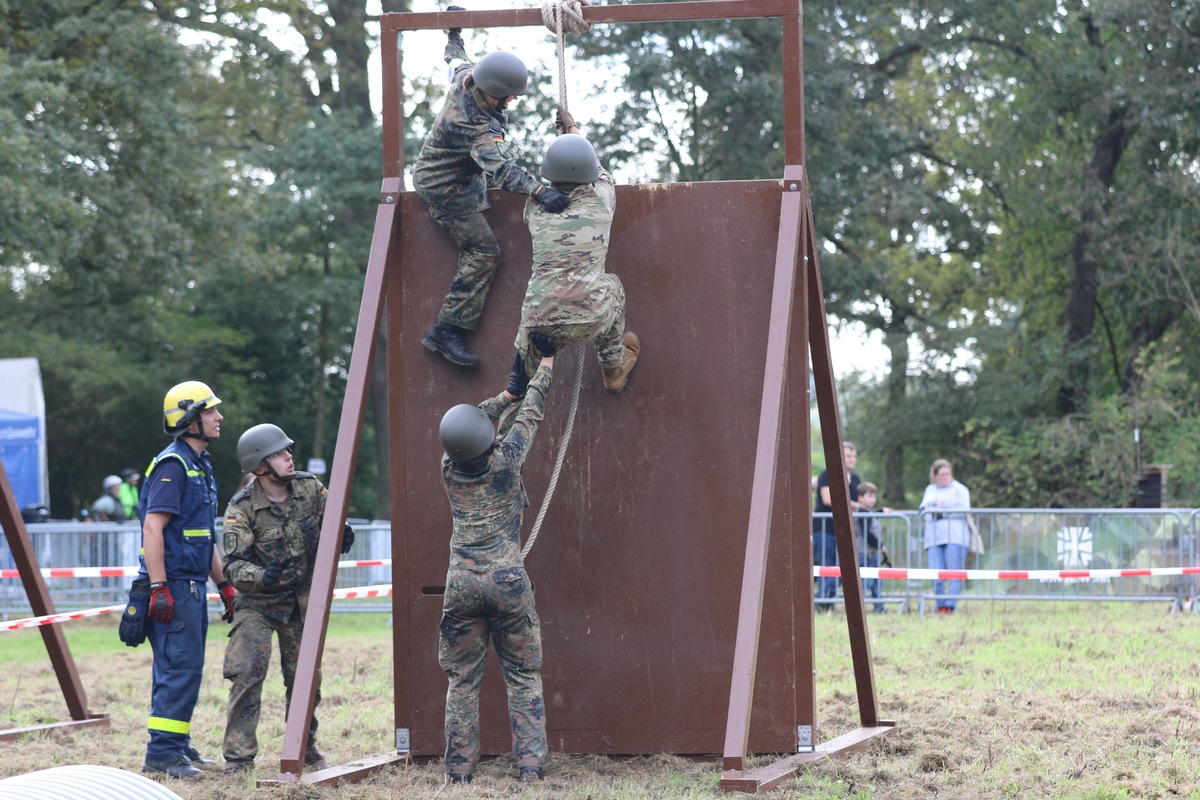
top-left (259, 461), bottom-right (296, 484)
top-left (179, 406), bottom-right (218, 443)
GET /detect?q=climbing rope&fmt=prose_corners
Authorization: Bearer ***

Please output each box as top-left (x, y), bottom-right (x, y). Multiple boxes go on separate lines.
top-left (521, 344), bottom-right (585, 560)
top-left (520, 0), bottom-right (591, 562)
top-left (540, 0), bottom-right (590, 112)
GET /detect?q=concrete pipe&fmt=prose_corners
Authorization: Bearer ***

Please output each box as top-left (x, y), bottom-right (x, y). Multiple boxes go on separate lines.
top-left (0, 764), bottom-right (185, 799)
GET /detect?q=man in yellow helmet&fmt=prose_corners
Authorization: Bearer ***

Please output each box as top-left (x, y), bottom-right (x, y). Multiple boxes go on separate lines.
top-left (136, 380), bottom-right (238, 779)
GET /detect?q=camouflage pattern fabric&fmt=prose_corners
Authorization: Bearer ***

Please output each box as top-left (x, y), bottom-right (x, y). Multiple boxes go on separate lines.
top-left (438, 363), bottom-right (554, 777)
top-left (413, 39), bottom-right (543, 218)
top-left (516, 168), bottom-right (626, 374)
top-left (222, 604), bottom-right (320, 765)
top-left (220, 474), bottom-right (328, 764)
top-left (430, 211), bottom-right (501, 331)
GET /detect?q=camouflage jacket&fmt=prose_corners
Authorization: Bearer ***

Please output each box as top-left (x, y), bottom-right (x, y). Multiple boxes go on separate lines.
top-left (222, 473), bottom-right (328, 622)
top-left (442, 364), bottom-right (553, 573)
top-left (413, 39), bottom-right (543, 217)
top-left (521, 168), bottom-right (617, 328)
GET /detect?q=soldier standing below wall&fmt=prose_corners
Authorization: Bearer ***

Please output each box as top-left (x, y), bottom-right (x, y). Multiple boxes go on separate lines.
top-left (413, 7), bottom-right (570, 368)
top-left (436, 342), bottom-right (556, 784)
top-left (219, 423), bottom-right (354, 774)
top-left (139, 380), bottom-right (237, 779)
top-left (507, 109), bottom-right (640, 397)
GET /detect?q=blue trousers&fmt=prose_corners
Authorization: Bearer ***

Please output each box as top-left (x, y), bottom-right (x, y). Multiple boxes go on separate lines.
top-left (926, 543), bottom-right (967, 610)
top-left (146, 578), bottom-right (209, 761)
top-left (813, 528), bottom-right (839, 601)
top-left (858, 551), bottom-right (884, 612)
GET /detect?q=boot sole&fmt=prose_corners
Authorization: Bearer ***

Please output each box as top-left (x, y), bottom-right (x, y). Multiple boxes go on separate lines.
top-left (421, 336), bottom-right (478, 367)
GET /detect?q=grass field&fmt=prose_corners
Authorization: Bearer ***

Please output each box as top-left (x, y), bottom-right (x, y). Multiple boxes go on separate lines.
top-left (2, 604), bottom-right (1199, 798)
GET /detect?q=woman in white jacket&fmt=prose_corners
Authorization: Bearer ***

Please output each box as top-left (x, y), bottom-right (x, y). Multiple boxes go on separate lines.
top-left (919, 459), bottom-right (971, 614)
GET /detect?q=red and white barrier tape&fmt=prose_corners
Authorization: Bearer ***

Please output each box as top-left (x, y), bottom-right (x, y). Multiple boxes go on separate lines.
top-left (0, 559), bottom-right (393, 580)
top-left (0, 584), bottom-right (395, 632)
top-left (819, 566), bottom-right (1200, 580)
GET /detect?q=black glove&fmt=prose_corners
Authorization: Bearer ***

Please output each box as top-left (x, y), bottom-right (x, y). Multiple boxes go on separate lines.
top-left (880, 548), bottom-right (893, 568)
top-left (341, 523), bottom-right (356, 555)
top-left (148, 582), bottom-right (173, 624)
top-left (528, 332), bottom-right (557, 358)
top-left (446, 5), bottom-right (466, 37)
top-left (555, 107), bottom-right (576, 135)
top-left (260, 561), bottom-right (284, 588)
top-left (119, 578), bottom-right (151, 647)
top-left (533, 186), bottom-right (569, 214)
top-left (506, 350), bottom-right (530, 397)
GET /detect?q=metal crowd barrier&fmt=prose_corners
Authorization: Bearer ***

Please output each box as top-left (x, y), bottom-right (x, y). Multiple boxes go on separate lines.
top-left (812, 508), bottom-right (1198, 614)
top-left (0, 519), bottom-right (395, 620)
top-left (5, 510), bottom-right (1199, 619)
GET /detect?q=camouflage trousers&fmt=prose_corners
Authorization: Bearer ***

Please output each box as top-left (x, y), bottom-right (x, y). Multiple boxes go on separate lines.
top-left (438, 566), bottom-right (546, 777)
top-left (516, 274), bottom-right (626, 378)
top-left (430, 211), bottom-right (501, 331)
top-left (223, 604), bottom-right (321, 765)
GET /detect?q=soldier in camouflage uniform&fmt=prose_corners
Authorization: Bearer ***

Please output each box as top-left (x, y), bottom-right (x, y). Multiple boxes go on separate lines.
top-left (437, 350), bottom-right (556, 784)
top-left (219, 423), bottom-right (355, 775)
top-left (512, 110), bottom-right (640, 393)
top-left (414, 10), bottom-right (571, 368)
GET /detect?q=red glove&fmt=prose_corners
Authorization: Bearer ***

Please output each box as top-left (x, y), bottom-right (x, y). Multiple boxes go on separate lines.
top-left (217, 580), bottom-right (237, 623)
top-left (148, 582), bottom-right (174, 624)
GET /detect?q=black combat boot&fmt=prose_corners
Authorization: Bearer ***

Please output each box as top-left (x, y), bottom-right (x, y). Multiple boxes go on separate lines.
top-left (422, 320), bottom-right (479, 367)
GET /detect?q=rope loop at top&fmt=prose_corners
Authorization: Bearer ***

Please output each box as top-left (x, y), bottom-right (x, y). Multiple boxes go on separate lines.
top-left (541, 0), bottom-right (591, 37)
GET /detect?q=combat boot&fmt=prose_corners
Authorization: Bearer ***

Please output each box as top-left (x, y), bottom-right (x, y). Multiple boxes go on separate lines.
top-left (422, 320), bottom-right (479, 367)
top-left (143, 754), bottom-right (202, 779)
top-left (304, 748), bottom-right (328, 771)
top-left (184, 746), bottom-right (217, 767)
top-left (519, 766), bottom-right (545, 782)
top-left (602, 332), bottom-right (640, 393)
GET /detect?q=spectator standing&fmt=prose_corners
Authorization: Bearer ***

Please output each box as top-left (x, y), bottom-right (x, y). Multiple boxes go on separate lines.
top-left (854, 482), bottom-right (889, 614)
top-left (119, 468), bottom-right (141, 518)
top-left (812, 442), bottom-right (860, 610)
top-left (919, 458), bottom-right (971, 615)
top-left (91, 475), bottom-right (128, 523)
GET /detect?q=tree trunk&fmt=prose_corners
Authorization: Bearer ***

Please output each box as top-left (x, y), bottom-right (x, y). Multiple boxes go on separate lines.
top-left (1056, 113), bottom-right (1130, 414)
top-left (882, 319), bottom-right (908, 506)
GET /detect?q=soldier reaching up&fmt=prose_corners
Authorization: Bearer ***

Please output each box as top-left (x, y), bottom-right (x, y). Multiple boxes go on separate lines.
top-left (414, 6), bottom-right (570, 368)
top-left (436, 344), bottom-right (555, 784)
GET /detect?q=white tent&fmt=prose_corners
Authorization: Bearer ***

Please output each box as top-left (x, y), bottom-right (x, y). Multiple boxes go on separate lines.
top-left (0, 358), bottom-right (49, 509)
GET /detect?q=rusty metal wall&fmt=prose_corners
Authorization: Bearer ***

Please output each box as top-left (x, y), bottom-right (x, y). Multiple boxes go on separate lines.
top-left (393, 179), bottom-right (802, 755)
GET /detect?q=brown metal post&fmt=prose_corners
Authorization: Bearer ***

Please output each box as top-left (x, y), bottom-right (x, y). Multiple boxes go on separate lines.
top-left (381, 28), bottom-right (403, 179)
top-left (274, 179), bottom-right (402, 781)
top-left (386, 196), bottom-right (412, 753)
top-left (721, 166), bottom-right (806, 772)
top-left (382, 0), bottom-right (797, 33)
top-left (790, 183), bottom-right (816, 747)
top-left (0, 456), bottom-right (109, 738)
top-left (781, 1), bottom-right (805, 166)
top-left (806, 219), bottom-right (879, 727)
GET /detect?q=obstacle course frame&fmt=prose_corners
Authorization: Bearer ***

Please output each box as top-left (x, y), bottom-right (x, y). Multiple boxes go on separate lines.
top-left (252, 0), bottom-right (896, 790)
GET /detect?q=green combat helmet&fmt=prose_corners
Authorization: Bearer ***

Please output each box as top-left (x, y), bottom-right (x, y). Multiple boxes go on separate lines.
top-left (542, 133), bottom-right (600, 184)
top-left (237, 423), bottom-right (294, 473)
top-left (439, 404), bottom-right (495, 462)
top-left (473, 51), bottom-right (529, 98)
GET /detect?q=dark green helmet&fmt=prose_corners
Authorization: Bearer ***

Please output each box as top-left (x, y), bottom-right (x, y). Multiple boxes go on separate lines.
top-left (473, 51), bottom-right (529, 98)
top-left (238, 423), bottom-right (294, 472)
top-left (439, 404), bottom-right (495, 462)
top-left (541, 133), bottom-right (599, 184)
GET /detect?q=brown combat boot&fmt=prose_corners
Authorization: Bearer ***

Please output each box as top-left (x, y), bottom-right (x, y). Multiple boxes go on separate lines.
top-left (602, 332), bottom-right (640, 393)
